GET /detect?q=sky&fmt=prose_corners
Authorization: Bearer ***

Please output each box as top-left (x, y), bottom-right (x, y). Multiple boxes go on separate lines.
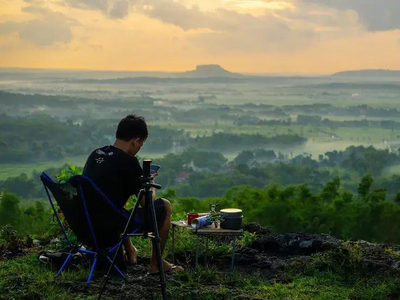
top-left (0, 0), bottom-right (400, 74)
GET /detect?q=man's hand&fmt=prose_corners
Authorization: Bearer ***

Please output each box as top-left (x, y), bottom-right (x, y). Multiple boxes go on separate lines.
top-left (151, 172), bottom-right (158, 200)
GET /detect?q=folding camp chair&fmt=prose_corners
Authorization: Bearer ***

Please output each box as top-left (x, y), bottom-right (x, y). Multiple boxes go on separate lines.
top-left (40, 172), bottom-right (143, 285)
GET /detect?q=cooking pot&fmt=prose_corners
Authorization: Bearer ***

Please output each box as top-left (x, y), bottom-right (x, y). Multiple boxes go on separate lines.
top-left (220, 208), bottom-right (243, 230)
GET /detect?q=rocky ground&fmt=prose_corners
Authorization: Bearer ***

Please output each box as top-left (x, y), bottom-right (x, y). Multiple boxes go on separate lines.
top-left (2, 223), bottom-right (400, 299)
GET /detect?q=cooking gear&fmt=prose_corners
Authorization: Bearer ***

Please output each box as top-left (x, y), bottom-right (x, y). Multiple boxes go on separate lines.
top-left (220, 208), bottom-right (243, 230)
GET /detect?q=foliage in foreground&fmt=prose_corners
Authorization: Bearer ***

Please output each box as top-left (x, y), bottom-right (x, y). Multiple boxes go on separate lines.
top-left (2, 163), bottom-right (400, 246)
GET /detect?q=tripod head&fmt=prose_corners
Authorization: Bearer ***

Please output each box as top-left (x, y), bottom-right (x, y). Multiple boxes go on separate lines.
top-left (140, 159), bottom-right (162, 190)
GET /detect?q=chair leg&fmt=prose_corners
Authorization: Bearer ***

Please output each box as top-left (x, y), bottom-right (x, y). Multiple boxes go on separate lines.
top-left (106, 256), bottom-right (126, 280)
top-left (56, 253), bottom-right (73, 277)
top-left (87, 257), bottom-right (98, 286)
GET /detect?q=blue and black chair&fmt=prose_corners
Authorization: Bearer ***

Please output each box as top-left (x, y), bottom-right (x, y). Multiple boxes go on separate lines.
top-left (40, 172), bottom-right (143, 285)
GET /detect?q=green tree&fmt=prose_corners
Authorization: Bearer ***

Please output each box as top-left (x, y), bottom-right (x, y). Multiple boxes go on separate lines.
top-left (320, 176), bottom-right (341, 202)
top-left (358, 174), bottom-right (373, 200)
top-left (0, 191), bottom-right (21, 228)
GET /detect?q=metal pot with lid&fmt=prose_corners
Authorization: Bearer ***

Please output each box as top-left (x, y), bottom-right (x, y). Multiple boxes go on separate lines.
top-left (220, 208), bottom-right (243, 230)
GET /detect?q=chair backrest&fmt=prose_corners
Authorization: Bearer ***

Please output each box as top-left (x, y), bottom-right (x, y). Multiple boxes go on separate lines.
top-left (40, 172), bottom-right (140, 250)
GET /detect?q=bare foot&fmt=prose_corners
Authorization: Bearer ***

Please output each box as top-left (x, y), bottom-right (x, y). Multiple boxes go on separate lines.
top-left (149, 259), bottom-right (184, 274)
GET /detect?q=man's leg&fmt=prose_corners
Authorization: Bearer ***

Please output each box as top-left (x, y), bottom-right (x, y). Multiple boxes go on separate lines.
top-left (124, 238), bottom-right (138, 264)
top-left (149, 199), bottom-right (183, 273)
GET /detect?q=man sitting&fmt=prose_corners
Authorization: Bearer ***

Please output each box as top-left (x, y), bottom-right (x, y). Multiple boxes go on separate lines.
top-left (82, 114), bottom-right (183, 275)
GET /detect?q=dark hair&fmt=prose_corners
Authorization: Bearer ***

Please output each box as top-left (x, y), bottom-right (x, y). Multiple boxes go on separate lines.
top-left (116, 115), bottom-right (148, 141)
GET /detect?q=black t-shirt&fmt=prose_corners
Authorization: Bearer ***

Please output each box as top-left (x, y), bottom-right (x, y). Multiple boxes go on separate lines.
top-left (82, 145), bottom-right (143, 209)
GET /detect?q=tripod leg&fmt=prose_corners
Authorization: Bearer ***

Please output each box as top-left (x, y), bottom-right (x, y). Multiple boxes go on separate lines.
top-left (147, 191), bottom-right (168, 300)
top-left (106, 256), bottom-right (125, 279)
top-left (97, 190), bottom-right (145, 300)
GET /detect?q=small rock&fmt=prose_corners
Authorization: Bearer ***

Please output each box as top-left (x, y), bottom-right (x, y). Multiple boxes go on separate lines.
top-left (255, 260), bottom-right (272, 269)
top-left (299, 240), bottom-right (313, 248)
top-left (50, 238), bottom-right (60, 244)
top-left (243, 223), bottom-right (271, 235)
top-left (33, 239), bottom-right (41, 246)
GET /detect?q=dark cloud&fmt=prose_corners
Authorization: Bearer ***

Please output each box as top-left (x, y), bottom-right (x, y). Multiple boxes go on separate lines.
top-left (109, 0), bottom-right (129, 19)
top-left (65, 0), bottom-right (135, 19)
top-left (304, 0), bottom-right (400, 31)
top-left (65, 0), bottom-right (109, 13)
top-left (0, 7), bottom-right (75, 46)
top-left (142, 2), bottom-right (233, 31)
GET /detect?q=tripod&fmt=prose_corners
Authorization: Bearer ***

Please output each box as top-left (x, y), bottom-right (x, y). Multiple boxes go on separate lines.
top-left (98, 159), bottom-right (167, 300)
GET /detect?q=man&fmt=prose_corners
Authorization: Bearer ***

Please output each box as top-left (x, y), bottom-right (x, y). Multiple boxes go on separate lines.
top-left (82, 114), bottom-right (182, 275)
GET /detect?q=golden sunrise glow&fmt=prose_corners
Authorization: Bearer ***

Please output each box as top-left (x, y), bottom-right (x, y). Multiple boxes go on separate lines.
top-left (0, 0), bottom-right (399, 73)
top-left (223, 0), bottom-right (294, 10)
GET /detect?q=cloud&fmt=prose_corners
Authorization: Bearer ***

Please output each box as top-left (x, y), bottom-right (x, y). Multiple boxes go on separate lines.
top-left (0, 6), bottom-right (75, 46)
top-left (61, 0), bottom-right (400, 33)
top-left (61, 0), bottom-right (319, 53)
top-left (141, 2), bottom-right (232, 31)
top-left (303, 0), bottom-right (400, 31)
top-left (140, 1), bottom-right (318, 54)
top-left (191, 13), bottom-right (317, 54)
top-left (109, 0), bottom-right (129, 19)
top-left (23, 0), bottom-right (46, 4)
top-left (57, 0), bottom-right (398, 55)
top-left (65, 0), bottom-right (135, 19)
top-left (65, 0), bottom-right (109, 13)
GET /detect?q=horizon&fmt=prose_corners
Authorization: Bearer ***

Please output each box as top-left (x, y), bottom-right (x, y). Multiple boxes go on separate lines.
top-left (1, 65), bottom-right (399, 77)
top-left (0, 65), bottom-right (328, 75)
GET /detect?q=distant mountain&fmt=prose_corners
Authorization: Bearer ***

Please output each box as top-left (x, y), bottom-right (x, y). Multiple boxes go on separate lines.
top-left (332, 69), bottom-right (400, 77)
top-left (180, 64), bottom-right (244, 78)
top-left (0, 65), bottom-right (244, 79)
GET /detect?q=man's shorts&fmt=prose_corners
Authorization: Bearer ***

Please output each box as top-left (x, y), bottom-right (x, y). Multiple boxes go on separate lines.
top-left (124, 198), bottom-right (167, 233)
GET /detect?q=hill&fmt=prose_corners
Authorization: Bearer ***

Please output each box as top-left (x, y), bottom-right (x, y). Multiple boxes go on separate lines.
top-left (0, 65), bottom-right (244, 80)
top-left (180, 64), bottom-right (244, 78)
top-left (332, 69), bottom-right (400, 78)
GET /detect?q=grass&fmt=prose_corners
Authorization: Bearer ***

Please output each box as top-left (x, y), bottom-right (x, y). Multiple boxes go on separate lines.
top-left (0, 254), bottom-right (90, 300)
top-left (2, 226), bottom-right (400, 300)
top-left (2, 228), bottom-right (400, 300)
top-left (2, 253), bottom-right (399, 300)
